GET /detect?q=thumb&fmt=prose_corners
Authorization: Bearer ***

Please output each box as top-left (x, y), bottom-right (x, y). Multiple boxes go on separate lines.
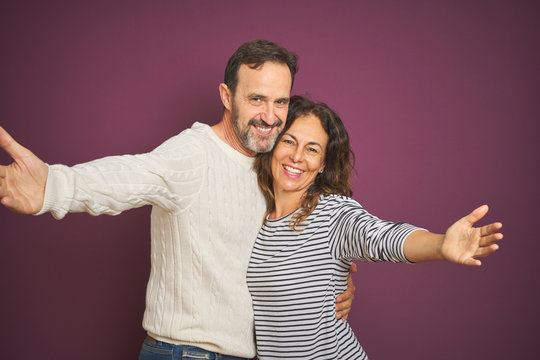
top-left (462, 205), bottom-right (489, 227)
top-left (0, 127), bottom-right (31, 161)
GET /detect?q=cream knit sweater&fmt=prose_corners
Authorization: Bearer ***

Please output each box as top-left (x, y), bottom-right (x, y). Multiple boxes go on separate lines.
top-left (38, 122), bottom-right (265, 358)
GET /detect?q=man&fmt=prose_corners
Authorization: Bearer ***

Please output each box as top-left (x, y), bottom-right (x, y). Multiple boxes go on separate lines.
top-left (0, 40), bottom-right (354, 359)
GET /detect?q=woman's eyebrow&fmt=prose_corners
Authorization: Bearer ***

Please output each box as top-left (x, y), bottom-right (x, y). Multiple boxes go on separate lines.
top-left (283, 133), bottom-right (322, 148)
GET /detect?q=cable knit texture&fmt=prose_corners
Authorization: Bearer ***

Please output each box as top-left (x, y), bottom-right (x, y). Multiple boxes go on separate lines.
top-left (38, 122), bottom-right (265, 358)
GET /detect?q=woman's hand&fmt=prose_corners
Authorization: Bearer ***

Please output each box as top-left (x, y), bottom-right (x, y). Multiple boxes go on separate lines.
top-left (440, 205), bottom-right (503, 266)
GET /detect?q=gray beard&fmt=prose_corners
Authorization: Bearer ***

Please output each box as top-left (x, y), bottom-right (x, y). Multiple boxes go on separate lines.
top-left (231, 106), bottom-right (281, 154)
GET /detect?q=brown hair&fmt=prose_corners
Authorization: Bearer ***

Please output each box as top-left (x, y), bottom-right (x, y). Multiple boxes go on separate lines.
top-left (254, 95), bottom-right (354, 229)
top-left (224, 39), bottom-right (298, 94)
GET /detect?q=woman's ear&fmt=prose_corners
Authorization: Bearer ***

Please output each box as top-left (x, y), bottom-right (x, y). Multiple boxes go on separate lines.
top-left (219, 83), bottom-right (232, 111)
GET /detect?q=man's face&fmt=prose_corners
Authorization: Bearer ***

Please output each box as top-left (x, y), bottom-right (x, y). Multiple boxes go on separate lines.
top-left (230, 62), bottom-right (292, 153)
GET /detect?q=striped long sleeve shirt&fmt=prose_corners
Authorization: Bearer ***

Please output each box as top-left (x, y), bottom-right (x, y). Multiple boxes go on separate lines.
top-left (247, 194), bottom-right (421, 359)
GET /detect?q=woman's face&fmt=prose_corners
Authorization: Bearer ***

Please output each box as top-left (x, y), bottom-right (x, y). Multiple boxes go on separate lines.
top-left (271, 114), bottom-right (328, 198)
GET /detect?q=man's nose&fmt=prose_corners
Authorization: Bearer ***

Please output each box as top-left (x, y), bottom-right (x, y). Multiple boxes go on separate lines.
top-left (259, 103), bottom-right (276, 126)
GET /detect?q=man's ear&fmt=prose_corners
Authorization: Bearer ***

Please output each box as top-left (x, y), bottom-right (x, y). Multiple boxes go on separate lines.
top-left (219, 83), bottom-right (232, 110)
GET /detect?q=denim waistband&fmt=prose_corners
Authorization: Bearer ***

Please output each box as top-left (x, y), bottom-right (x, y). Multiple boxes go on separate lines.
top-left (141, 336), bottom-right (251, 360)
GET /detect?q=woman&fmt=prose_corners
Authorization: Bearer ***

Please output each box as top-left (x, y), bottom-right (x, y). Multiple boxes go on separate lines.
top-left (248, 96), bottom-right (502, 359)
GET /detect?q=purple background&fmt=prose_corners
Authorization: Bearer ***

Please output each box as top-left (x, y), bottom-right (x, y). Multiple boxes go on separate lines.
top-left (1, 1), bottom-right (538, 359)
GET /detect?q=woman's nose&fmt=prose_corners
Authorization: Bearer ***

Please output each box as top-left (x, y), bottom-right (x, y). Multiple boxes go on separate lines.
top-left (290, 147), bottom-right (303, 163)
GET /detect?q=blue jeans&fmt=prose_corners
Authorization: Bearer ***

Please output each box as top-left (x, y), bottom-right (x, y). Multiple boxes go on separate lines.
top-left (138, 337), bottom-right (252, 360)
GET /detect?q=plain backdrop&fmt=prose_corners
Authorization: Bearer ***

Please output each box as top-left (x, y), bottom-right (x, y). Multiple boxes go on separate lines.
top-left (0, 0), bottom-right (538, 359)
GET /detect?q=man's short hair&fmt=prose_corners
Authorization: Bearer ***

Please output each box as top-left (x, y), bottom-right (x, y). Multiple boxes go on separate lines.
top-left (224, 39), bottom-right (298, 95)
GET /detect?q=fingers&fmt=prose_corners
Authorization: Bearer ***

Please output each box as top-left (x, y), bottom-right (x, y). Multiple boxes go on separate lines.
top-left (0, 175), bottom-right (13, 209)
top-left (479, 232), bottom-right (504, 247)
top-left (1, 195), bottom-right (13, 208)
top-left (474, 244), bottom-right (500, 259)
top-left (336, 262), bottom-right (356, 305)
top-left (336, 267), bottom-right (356, 321)
top-left (462, 205), bottom-right (489, 226)
top-left (480, 222), bottom-right (503, 237)
top-left (335, 299), bottom-right (351, 312)
top-left (478, 222), bottom-right (503, 249)
top-left (0, 127), bottom-right (30, 161)
top-left (336, 286), bottom-right (355, 306)
top-left (0, 176), bottom-right (7, 198)
top-left (463, 258), bottom-right (482, 267)
top-left (339, 313), bottom-right (349, 322)
top-left (335, 297), bottom-right (353, 321)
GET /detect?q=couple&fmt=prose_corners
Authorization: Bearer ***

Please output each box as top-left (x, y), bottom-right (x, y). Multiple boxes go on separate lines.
top-left (0, 40), bottom-right (502, 359)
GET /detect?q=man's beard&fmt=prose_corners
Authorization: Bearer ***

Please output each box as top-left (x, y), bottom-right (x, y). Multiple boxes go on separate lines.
top-left (231, 104), bottom-right (282, 153)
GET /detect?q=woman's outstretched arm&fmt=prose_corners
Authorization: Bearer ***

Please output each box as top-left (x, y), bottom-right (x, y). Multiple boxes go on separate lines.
top-left (403, 205), bottom-right (503, 266)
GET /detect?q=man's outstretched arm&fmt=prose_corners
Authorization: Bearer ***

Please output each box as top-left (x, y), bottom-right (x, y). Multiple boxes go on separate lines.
top-left (0, 127), bottom-right (48, 214)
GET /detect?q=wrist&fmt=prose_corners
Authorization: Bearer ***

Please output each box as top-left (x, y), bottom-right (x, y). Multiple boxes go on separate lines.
top-left (436, 234), bottom-right (446, 261)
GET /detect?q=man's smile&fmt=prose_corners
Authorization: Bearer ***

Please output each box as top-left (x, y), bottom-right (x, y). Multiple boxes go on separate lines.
top-left (253, 124), bottom-right (273, 135)
top-left (249, 119), bottom-right (283, 137)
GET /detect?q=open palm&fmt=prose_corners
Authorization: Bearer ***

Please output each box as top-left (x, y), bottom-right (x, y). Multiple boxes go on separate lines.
top-left (441, 205), bottom-right (503, 266)
top-left (0, 127), bottom-right (48, 214)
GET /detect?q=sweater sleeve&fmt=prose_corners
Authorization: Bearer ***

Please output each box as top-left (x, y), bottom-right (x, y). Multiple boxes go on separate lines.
top-left (327, 197), bottom-right (421, 263)
top-left (36, 132), bottom-right (205, 219)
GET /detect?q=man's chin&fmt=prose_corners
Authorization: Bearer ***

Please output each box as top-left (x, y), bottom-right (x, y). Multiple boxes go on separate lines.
top-left (247, 136), bottom-right (277, 153)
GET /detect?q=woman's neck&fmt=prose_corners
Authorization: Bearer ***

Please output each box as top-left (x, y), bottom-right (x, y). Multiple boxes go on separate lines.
top-left (270, 190), bottom-right (304, 220)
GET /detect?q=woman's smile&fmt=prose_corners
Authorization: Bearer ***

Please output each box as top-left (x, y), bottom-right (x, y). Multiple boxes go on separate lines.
top-left (282, 164), bottom-right (305, 178)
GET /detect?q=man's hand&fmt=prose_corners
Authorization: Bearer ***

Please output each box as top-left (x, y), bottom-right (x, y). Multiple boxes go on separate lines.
top-left (335, 262), bottom-right (357, 322)
top-left (0, 127), bottom-right (48, 214)
top-left (441, 205), bottom-right (503, 266)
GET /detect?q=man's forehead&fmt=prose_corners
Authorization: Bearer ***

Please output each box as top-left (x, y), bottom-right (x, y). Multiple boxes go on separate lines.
top-left (236, 62), bottom-right (292, 92)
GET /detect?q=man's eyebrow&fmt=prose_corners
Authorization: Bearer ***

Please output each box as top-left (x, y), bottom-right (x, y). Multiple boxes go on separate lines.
top-left (246, 94), bottom-right (289, 103)
top-left (248, 93), bottom-right (268, 99)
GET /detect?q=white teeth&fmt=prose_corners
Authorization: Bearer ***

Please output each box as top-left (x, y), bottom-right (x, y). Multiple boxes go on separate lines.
top-left (255, 126), bottom-right (272, 134)
top-left (283, 165), bottom-right (304, 175)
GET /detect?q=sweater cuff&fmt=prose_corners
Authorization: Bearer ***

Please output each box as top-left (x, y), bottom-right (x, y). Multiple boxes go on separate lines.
top-left (34, 164), bottom-right (70, 219)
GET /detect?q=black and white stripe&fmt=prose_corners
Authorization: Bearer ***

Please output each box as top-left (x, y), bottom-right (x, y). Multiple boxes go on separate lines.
top-left (247, 195), bottom-right (419, 359)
